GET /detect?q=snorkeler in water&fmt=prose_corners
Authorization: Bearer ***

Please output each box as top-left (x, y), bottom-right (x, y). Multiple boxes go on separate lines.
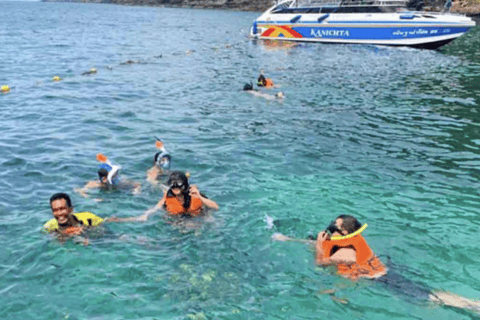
top-left (74, 154), bottom-right (141, 199)
top-left (272, 214), bottom-right (480, 314)
top-left (45, 192), bottom-right (108, 245)
top-left (243, 82), bottom-right (284, 101)
top-left (111, 171), bottom-right (218, 222)
top-left (81, 68), bottom-right (97, 75)
top-left (257, 74), bottom-right (276, 88)
top-left (146, 138), bottom-right (172, 188)
top-left (120, 60), bottom-right (142, 65)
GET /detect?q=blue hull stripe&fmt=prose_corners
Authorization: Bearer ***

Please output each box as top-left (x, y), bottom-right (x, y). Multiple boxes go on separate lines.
top-left (259, 26), bottom-right (470, 40)
top-left (256, 20), bottom-right (465, 25)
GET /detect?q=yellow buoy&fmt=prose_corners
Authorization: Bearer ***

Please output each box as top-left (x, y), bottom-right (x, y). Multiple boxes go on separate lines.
top-left (53, 76), bottom-right (62, 82)
top-left (1, 85), bottom-right (10, 93)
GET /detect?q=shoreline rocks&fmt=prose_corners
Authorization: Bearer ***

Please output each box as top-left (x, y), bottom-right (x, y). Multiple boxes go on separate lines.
top-left (41, 0), bottom-right (480, 18)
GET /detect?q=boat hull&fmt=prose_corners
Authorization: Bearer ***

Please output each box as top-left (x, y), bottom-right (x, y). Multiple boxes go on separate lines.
top-left (251, 13), bottom-right (476, 49)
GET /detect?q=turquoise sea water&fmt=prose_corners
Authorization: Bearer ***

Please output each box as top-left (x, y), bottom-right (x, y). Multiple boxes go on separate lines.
top-left (1, 1), bottom-right (480, 319)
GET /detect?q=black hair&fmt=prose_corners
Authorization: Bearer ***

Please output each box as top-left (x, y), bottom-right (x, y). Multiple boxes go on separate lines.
top-left (98, 168), bottom-right (109, 180)
top-left (336, 215), bottom-right (362, 234)
top-left (257, 74), bottom-right (266, 87)
top-left (166, 171), bottom-right (190, 209)
top-left (243, 82), bottom-right (253, 91)
top-left (50, 192), bottom-right (72, 208)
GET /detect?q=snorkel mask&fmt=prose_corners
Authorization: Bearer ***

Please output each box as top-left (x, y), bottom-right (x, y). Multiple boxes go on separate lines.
top-left (96, 153), bottom-right (121, 186)
top-left (154, 138), bottom-right (171, 170)
top-left (99, 163), bottom-right (121, 185)
top-left (167, 171), bottom-right (189, 193)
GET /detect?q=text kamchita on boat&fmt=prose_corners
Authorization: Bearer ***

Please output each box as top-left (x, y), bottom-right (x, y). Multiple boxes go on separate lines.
top-left (250, 0), bottom-right (476, 49)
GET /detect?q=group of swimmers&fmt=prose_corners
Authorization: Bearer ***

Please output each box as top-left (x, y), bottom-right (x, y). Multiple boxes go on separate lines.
top-left (243, 74), bottom-right (285, 100)
top-left (44, 143), bottom-right (480, 314)
top-left (45, 138), bottom-right (219, 239)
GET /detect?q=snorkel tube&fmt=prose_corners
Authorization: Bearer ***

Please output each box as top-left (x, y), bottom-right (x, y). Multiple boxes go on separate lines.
top-left (96, 154), bottom-right (121, 185)
top-left (329, 224), bottom-right (368, 241)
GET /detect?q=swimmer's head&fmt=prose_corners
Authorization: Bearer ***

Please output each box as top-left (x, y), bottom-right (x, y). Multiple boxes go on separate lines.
top-left (98, 168), bottom-right (109, 184)
top-left (154, 152), bottom-right (171, 170)
top-left (243, 82), bottom-right (254, 91)
top-left (257, 74), bottom-right (266, 87)
top-left (167, 171), bottom-right (189, 193)
top-left (275, 92), bottom-right (284, 99)
top-left (326, 215), bottom-right (362, 236)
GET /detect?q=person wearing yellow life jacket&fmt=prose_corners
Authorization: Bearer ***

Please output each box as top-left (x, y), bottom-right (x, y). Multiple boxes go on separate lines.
top-left (45, 193), bottom-right (107, 245)
top-left (315, 215), bottom-right (387, 280)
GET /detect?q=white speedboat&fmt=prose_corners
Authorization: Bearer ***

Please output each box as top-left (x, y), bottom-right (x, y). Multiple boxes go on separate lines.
top-left (250, 0), bottom-right (476, 49)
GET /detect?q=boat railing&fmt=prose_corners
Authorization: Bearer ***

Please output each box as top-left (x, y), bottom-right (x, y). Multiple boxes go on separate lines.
top-left (290, 0), bottom-right (408, 7)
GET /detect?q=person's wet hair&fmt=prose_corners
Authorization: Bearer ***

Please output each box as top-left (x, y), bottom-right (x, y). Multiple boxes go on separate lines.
top-left (50, 192), bottom-right (72, 208)
top-left (257, 74), bottom-right (266, 87)
top-left (336, 215), bottom-right (362, 234)
top-left (98, 168), bottom-right (109, 181)
top-left (243, 82), bottom-right (253, 91)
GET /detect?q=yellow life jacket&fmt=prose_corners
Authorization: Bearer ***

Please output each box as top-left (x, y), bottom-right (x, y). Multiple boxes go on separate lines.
top-left (43, 212), bottom-right (104, 233)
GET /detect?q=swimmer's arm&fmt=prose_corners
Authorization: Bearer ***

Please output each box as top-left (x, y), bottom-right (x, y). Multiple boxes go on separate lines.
top-left (329, 248), bottom-right (356, 264)
top-left (74, 181), bottom-right (101, 198)
top-left (106, 194), bottom-right (166, 223)
top-left (146, 166), bottom-right (161, 185)
top-left (132, 181), bottom-right (141, 195)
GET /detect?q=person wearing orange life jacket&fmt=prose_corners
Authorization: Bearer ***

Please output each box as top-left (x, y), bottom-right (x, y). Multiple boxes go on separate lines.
top-left (114, 171), bottom-right (218, 222)
top-left (257, 74), bottom-right (275, 89)
top-left (315, 215), bottom-right (387, 280)
top-left (273, 215), bottom-right (480, 313)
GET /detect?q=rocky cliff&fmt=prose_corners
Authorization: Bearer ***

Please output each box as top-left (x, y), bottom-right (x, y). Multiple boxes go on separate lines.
top-left (42, 0), bottom-right (480, 15)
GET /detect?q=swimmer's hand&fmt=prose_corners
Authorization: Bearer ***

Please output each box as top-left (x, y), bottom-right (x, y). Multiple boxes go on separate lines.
top-left (272, 233), bottom-right (291, 241)
top-left (74, 188), bottom-right (88, 198)
top-left (317, 231), bottom-right (329, 244)
top-left (189, 185), bottom-right (200, 198)
top-left (190, 185), bottom-right (219, 211)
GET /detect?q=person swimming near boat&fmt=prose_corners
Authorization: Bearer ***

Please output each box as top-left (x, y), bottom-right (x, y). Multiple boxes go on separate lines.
top-left (243, 82), bottom-right (284, 101)
top-left (257, 74), bottom-right (275, 88)
top-left (111, 171), bottom-right (218, 222)
top-left (120, 60), bottom-right (142, 65)
top-left (272, 214), bottom-right (480, 314)
top-left (146, 138), bottom-right (172, 188)
top-left (74, 154), bottom-right (141, 198)
top-left (81, 68), bottom-right (97, 75)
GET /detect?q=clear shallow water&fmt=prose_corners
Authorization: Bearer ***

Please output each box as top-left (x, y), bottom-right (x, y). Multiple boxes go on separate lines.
top-left (1, 1), bottom-right (480, 319)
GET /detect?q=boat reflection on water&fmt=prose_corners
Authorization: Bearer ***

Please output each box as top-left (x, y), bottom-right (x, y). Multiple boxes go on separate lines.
top-left (255, 39), bottom-right (301, 51)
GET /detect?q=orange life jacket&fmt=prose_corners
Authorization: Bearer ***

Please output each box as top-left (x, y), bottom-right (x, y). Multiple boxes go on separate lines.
top-left (62, 226), bottom-right (83, 236)
top-left (321, 234), bottom-right (386, 280)
top-left (164, 196), bottom-right (203, 216)
top-left (264, 78), bottom-right (274, 88)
